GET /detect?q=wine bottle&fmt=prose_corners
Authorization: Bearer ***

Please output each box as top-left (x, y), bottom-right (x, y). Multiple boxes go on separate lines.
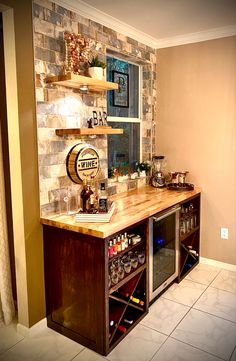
top-left (80, 181), bottom-right (89, 212)
top-left (87, 184), bottom-right (94, 210)
top-left (116, 325), bottom-right (126, 333)
top-left (118, 289), bottom-right (130, 298)
top-left (123, 318), bottom-right (133, 325)
top-left (109, 321), bottom-right (126, 333)
top-left (130, 295), bottom-right (144, 306)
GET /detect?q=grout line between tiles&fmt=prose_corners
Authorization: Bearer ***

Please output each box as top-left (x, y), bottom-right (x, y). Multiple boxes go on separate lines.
top-left (0, 337), bottom-right (25, 357)
top-left (229, 345), bottom-right (236, 361)
top-left (70, 347), bottom-right (86, 361)
top-left (169, 335), bottom-right (226, 361)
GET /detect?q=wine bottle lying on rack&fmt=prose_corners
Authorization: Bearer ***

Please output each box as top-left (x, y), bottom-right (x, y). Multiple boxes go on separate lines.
top-left (109, 321), bottom-right (127, 333)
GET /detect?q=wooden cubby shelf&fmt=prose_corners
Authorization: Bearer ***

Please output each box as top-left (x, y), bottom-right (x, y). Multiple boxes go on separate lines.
top-left (45, 73), bottom-right (119, 92)
top-left (178, 194), bottom-right (200, 282)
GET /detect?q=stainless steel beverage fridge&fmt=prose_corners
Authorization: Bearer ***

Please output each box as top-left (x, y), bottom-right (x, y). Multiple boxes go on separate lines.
top-left (149, 205), bottom-right (180, 302)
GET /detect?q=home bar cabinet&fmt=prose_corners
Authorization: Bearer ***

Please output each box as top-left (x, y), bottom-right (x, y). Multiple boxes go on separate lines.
top-left (42, 186), bottom-right (201, 356)
top-left (43, 218), bottom-right (149, 356)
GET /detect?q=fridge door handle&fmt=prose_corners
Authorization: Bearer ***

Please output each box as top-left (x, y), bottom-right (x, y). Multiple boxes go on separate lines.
top-left (152, 206), bottom-right (181, 222)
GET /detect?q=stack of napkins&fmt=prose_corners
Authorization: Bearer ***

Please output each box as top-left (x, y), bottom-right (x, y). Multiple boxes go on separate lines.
top-left (75, 202), bottom-right (115, 223)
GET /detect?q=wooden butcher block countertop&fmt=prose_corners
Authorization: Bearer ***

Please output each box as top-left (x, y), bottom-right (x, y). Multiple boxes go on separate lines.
top-left (40, 185), bottom-right (201, 239)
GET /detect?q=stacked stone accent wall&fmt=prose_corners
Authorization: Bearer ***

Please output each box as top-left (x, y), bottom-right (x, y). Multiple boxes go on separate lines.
top-left (33, 0), bottom-right (157, 215)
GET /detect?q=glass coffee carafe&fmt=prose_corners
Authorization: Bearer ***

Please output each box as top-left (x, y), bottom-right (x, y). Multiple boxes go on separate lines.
top-left (151, 155), bottom-right (166, 188)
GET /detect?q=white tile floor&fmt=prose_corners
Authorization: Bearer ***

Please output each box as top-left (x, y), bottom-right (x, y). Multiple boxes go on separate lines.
top-left (0, 263), bottom-right (236, 361)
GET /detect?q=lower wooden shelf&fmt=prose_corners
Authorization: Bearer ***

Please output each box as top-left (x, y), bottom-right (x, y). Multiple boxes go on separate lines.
top-left (55, 127), bottom-right (123, 136)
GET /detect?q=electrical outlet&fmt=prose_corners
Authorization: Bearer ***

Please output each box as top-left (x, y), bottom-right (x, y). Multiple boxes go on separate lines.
top-left (221, 227), bottom-right (229, 239)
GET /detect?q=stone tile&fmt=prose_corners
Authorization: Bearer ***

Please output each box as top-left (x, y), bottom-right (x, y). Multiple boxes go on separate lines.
top-left (230, 348), bottom-right (236, 361)
top-left (35, 47), bottom-right (56, 63)
top-left (37, 128), bottom-right (57, 142)
top-left (141, 298), bottom-right (190, 335)
top-left (73, 348), bottom-right (108, 361)
top-left (0, 326), bottom-right (83, 361)
top-left (46, 63), bottom-right (64, 76)
top-left (34, 18), bottom-right (54, 38)
top-left (152, 337), bottom-right (223, 361)
top-left (36, 88), bottom-right (45, 102)
top-left (62, 18), bottom-right (78, 34)
top-left (185, 263), bottom-right (221, 285)
top-left (172, 309), bottom-right (236, 360)
top-left (127, 37), bottom-right (138, 46)
top-left (102, 26), bottom-right (116, 37)
top-left (54, 4), bottom-right (71, 18)
top-left (33, 3), bottom-right (44, 19)
top-left (211, 269), bottom-right (236, 293)
top-left (34, 59), bottom-right (47, 74)
top-left (34, 32), bottom-right (44, 47)
top-left (107, 324), bottom-right (167, 361)
top-left (108, 185), bottom-right (117, 196)
top-left (89, 20), bottom-right (103, 32)
top-left (162, 279), bottom-right (207, 307)
top-left (50, 141), bottom-right (67, 153)
top-left (194, 286), bottom-right (236, 322)
top-left (44, 36), bottom-right (64, 52)
top-left (0, 322), bottom-right (24, 355)
top-left (45, 114), bottom-right (65, 128)
top-left (33, 0), bottom-right (53, 10)
top-left (44, 9), bottom-right (62, 26)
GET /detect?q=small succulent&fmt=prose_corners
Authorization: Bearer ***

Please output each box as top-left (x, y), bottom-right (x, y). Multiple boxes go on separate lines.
top-left (88, 55), bottom-right (106, 69)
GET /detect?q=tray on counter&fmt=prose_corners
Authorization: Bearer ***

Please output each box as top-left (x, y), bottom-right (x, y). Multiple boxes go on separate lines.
top-left (75, 202), bottom-right (115, 223)
top-left (167, 183), bottom-right (194, 191)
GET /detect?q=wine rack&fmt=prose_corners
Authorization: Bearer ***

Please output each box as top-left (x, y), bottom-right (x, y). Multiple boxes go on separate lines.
top-left (107, 221), bottom-right (148, 351)
top-left (178, 194), bottom-right (200, 281)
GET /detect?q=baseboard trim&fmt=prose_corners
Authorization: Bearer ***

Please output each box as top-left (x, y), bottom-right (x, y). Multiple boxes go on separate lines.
top-left (200, 257), bottom-right (236, 272)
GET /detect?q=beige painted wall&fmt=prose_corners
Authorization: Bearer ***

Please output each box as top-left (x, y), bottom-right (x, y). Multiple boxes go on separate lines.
top-left (0, 0), bottom-right (45, 326)
top-left (156, 36), bottom-right (236, 265)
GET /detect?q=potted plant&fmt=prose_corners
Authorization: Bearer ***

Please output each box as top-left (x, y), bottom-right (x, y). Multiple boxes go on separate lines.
top-left (135, 161), bottom-right (151, 177)
top-left (88, 55), bottom-right (106, 80)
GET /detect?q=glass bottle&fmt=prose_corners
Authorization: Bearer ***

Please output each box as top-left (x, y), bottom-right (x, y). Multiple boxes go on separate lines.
top-left (99, 182), bottom-right (108, 212)
top-left (80, 181), bottom-right (90, 212)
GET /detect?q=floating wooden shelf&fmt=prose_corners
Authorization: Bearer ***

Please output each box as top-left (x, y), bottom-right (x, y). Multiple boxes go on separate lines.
top-left (55, 127), bottom-right (123, 136)
top-left (45, 73), bottom-right (119, 92)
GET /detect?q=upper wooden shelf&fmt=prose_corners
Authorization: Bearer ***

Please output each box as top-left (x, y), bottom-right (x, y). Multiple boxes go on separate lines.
top-left (45, 73), bottom-right (119, 92)
top-left (55, 127), bottom-right (123, 136)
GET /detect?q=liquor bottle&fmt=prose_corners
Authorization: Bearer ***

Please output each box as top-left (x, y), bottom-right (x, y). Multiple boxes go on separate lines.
top-left (117, 236), bottom-right (121, 253)
top-left (80, 181), bottom-right (90, 212)
top-left (121, 234), bottom-right (125, 251)
top-left (124, 232), bottom-right (128, 249)
top-left (112, 238), bottom-right (118, 256)
top-left (98, 182), bottom-right (108, 212)
top-left (108, 240), bottom-right (113, 258)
